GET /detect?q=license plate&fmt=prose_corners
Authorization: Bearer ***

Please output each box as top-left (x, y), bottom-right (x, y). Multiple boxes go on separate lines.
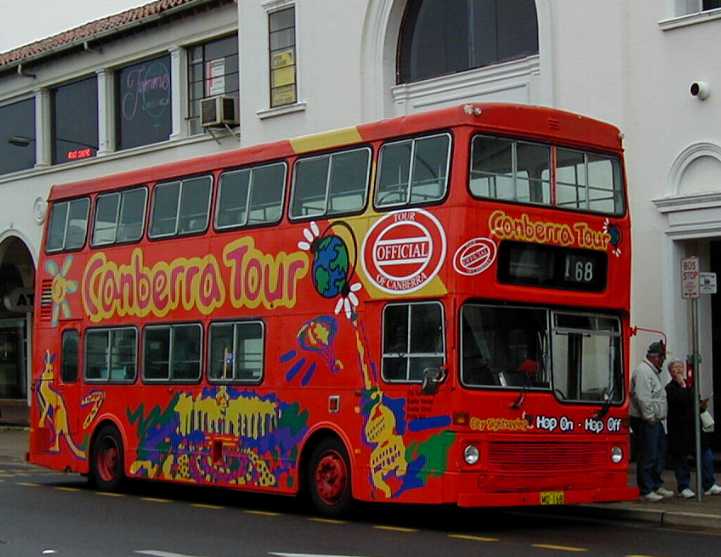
top-left (540, 491), bottom-right (565, 505)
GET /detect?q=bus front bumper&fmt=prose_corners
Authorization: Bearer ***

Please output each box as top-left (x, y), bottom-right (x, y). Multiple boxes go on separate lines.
top-left (457, 485), bottom-right (639, 508)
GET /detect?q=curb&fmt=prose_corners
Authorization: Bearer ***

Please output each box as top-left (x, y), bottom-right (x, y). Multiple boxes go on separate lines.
top-left (570, 504), bottom-right (721, 530)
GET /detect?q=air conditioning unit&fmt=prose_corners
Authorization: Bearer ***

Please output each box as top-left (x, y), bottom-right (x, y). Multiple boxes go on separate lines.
top-left (200, 95), bottom-right (239, 127)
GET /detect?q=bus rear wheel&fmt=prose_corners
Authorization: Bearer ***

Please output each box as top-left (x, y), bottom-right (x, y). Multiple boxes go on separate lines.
top-left (308, 438), bottom-right (352, 517)
top-left (90, 425), bottom-right (125, 491)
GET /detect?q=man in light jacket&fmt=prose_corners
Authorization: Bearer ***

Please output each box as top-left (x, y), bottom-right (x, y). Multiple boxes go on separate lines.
top-left (631, 341), bottom-right (673, 501)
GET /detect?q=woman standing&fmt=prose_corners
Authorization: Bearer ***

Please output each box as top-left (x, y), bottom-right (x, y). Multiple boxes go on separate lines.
top-left (665, 360), bottom-right (721, 498)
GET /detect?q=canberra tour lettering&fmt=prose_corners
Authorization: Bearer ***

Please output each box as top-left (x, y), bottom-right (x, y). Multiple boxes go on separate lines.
top-left (488, 210), bottom-right (611, 251)
top-left (82, 237), bottom-right (309, 322)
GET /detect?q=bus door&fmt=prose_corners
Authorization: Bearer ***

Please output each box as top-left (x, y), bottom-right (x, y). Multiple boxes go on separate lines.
top-left (361, 298), bottom-right (453, 500)
top-left (35, 327), bottom-right (85, 458)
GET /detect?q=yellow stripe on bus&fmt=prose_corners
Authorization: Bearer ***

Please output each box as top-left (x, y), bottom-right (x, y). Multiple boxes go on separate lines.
top-left (290, 127), bottom-right (363, 154)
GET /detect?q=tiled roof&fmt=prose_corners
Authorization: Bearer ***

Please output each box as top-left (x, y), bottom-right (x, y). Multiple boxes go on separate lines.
top-left (0, 0), bottom-right (206, 68)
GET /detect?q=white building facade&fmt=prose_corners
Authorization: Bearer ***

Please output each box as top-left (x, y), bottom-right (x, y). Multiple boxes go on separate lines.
top-left (2, 0), bottom-right (721, 440)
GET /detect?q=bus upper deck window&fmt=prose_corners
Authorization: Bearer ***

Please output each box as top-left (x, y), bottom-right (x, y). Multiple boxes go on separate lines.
top-left (46, 198), bottom-right (90, 252)
top-left (376, 134), bottom-right (450, 208)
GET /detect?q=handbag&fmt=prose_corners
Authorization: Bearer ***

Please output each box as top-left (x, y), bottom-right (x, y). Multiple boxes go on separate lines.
top-left (701, 409), bottom-right (715, 433)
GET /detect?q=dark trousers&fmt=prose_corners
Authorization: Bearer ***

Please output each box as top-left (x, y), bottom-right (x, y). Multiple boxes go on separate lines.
top-left (671, 447), bottom-right (717, 492)
top-left (632, 417), bottom-right (666, 495)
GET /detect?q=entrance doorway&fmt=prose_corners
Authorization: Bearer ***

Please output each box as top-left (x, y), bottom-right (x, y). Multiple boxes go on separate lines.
top-left (709, 241), bottom-right (721, 450)
top-left (0, 319), bottom-right (26, 399)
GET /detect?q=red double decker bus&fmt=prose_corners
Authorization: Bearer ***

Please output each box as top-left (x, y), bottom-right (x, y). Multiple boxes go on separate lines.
top-left (30, 103), bottom-right (637, 514)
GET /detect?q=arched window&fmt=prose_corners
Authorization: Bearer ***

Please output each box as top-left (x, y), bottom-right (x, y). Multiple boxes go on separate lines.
top-left (398, 0), bottom-right (539, 84)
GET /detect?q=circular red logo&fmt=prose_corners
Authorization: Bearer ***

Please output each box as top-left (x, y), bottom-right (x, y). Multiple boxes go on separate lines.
top-left (361, 209), bottom-right (446, 294)
top-left (452, 237), bottom-right (497, 276)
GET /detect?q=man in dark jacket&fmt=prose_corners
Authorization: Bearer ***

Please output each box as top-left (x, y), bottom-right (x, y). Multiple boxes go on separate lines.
top-left (666, 359), bottom-right (721, 498)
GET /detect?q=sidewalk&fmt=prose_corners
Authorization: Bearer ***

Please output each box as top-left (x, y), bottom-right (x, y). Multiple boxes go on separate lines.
top-left (1, 428), bottom-right (720, 529)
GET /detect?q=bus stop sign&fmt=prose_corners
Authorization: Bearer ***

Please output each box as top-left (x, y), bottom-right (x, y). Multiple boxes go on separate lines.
top-left (682, 257), bottom-right (700, 299)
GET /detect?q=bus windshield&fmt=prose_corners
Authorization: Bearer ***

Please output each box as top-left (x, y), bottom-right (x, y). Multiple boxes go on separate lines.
top-left (460, 305), bottom-right (623, 403)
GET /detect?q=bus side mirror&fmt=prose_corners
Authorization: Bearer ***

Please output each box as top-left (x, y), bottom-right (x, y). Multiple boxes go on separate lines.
top-left (421, 367), bottom-right (446, 395)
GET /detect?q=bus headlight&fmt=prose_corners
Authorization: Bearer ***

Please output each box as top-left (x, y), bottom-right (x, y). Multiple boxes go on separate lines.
top-left (610, 446), bottom-right (623, 464)
top-left (464, 444), bottom-right (480, 465)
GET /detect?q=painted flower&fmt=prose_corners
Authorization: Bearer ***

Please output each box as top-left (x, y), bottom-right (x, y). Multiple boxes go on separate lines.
top-left (46, 256), bottom-right (78, 326)
top-left (334, 281), bottom-right (362, 319)
top-left (297, 221), bottom-right (320, 251)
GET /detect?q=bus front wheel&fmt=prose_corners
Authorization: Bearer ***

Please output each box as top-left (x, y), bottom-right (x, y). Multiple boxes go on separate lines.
top-left (308, 438), bottom-right (352, 516)
top-left (90, 425), bottom-right (125, 491)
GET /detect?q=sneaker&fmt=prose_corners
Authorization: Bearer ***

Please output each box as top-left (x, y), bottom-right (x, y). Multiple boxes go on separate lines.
top-left (643, 491), bottom-right (664, 502)
top-left (656, 486), bottom-right (674, 498)
top-left (704, 484), bottom-right (721, 496)
top-left (680, 488), bottom-right (696, 499)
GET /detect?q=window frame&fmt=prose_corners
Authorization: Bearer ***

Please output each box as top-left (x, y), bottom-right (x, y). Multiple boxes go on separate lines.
top-left (45, 197), bottom-right (91, 254)
top-left (268, 5), bottom-right (298, 108)
top-left (468, 133), bottom-right (627, 218)
top-left (84, 326), bottom-right (138, 384)
top-left (148, 175), bottom-right (213, 240)
top-left (61, 329), bottom-right (80, 384)
top-left (373, 132), bottom-right (452, 211)
top-left (289, 146), bottom-right (372, 221)
top-left (214, 161), bottom-right (287, 231)
top-left (91, 186), bottom-right (149, 247)
top-left (207, 319), bottom-right (265, 385)
top-left (142, 322), bottom-right (203, 383)
top-left (381, 300), bottom-right (446, 384)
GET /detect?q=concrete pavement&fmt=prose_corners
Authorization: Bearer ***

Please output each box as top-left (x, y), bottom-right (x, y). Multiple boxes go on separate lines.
top-left (2, 427), bottom-right (720, 529)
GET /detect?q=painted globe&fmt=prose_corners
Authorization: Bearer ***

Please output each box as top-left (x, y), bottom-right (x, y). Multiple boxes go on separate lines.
top-left (313, 235), bottom-right (349, 298)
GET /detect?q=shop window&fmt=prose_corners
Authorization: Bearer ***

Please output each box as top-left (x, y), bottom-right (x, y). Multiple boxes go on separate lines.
top-left (149, 176), bottom-right (212, 238)
top-left (188, 35), bottom-right (239, 135)
top-left (116, 54), bottom-right (172, 150)
top-left (382, 302), bottom-right (445, 382)
top-left (61, 330), bottom-right (79, 383)
top-left (398, 0), bottom-right (538, 84)
top-left (375, 134), bottom-right (450, 208)
top-left (208, 321), bottom-right (264, 382)
top-left (46, 198), bottom-right (90, 252)
top-left (268, 6), bottom-right (297, 107)
top-left (0, 98), bottom-right (36, 175)
top-left (216, 162), bottom-right (286, 229)
top-left (291, 147), bottom-right (370, 218)
top-left (51, 76), bottom-right (98, 164)
top-left (85, 328), bottom-right (137, 382)
top-left (143, 324), bottom-right (202, 382)
top-left (92, 187), bottom-right (147, 246)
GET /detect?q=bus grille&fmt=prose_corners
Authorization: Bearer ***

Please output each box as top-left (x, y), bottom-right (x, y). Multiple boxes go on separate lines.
top-left (39, 280), bottom-right (53, 321)
top-left (488, 441), bottom-right (605, 472)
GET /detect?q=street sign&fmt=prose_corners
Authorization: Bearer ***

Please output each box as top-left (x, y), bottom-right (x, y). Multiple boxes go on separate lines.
top-left (700, 272), bottom-right (718, 295)
top-left (682, 257), bottom-right (700, 299)
top-left (3, 287), bottom-right (34, 313)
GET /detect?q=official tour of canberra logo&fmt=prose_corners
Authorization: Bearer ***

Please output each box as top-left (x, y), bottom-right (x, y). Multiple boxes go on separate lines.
top-left (452, 237), bottom-right (497, 276)
top-left (361, 209), bottom-right (446, 294)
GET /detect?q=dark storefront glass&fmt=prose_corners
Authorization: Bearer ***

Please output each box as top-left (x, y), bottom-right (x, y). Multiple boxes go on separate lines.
top-left (51, 76), bottom-right (99, 164)
top-left (116, 55), bottom-right (172, 150)
top-left (0, 98), bottom-right (36, 175)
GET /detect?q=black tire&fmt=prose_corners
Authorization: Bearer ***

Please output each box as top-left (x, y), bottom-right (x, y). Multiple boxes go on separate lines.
top-left (307, 437), bottom-right (353, 517)
top-left (89, 424), bottom-right (125, 491)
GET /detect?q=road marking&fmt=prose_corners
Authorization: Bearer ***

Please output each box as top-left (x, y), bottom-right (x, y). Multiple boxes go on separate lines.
top-left (448, 534), bottom-right (499, 543)
top-left (244, 509), bottom-right (280, 516)
top-left (269, 553), bottom-right (367, 557)
top-left (96, 491), bottom-right (124, 497)
top-left (373, 525), bottom-right (417, 533)
top-left (191, 503), bottom-right (224, 510)
top-left (140, 497), bottom-right (172, 503)
top-left (308, 518), bottom-right (348, 525)
top-left (55, 486), bottom-right (80, 492)
top-left (532, 544), bottom-right (588, 552)
top-left (17, 481), bottom-right (40, 487)
top-left (133, 549), bottom-right (202, 557)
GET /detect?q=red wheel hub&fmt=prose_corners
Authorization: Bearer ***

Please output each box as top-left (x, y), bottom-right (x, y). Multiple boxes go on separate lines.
top-left (96, 436), bottom-right (119, 483)
top-left (314, 450), bottom-right (347, 505)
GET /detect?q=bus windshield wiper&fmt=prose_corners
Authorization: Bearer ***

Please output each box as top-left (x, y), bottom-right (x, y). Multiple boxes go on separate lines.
top-left (594, 388), bottom-right (613, 420)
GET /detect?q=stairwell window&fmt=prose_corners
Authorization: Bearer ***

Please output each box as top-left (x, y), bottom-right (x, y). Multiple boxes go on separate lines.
top-left (268, 6), bottom-right (297, 107)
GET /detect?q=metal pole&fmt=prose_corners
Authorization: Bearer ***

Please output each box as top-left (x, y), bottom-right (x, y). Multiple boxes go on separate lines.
top-left (692, 297), bottom-right (703, 501)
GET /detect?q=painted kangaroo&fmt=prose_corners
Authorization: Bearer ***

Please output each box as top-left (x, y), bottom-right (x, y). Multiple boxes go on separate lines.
top-left (37, 350), bottom-right (86, 459)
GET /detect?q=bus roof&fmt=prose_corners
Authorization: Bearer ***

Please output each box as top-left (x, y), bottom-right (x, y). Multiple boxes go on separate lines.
top-left (49, 103), bottom-right (623, 201)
